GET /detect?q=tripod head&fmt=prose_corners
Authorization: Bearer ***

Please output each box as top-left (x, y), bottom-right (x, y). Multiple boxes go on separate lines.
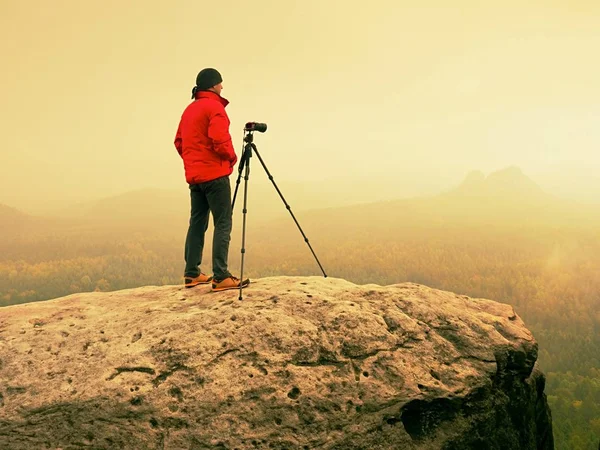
top-left (244, 122), bottom-right (267, 144)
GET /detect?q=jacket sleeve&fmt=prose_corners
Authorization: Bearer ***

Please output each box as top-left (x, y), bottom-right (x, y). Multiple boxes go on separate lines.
top-left (174, 122), bottom-right (183, 158)
top-left (208, 107), bottom-right (236, 163)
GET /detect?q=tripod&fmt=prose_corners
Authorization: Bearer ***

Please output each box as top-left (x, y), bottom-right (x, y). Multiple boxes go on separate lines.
top-left (231, 129), bottom-right (327, 300)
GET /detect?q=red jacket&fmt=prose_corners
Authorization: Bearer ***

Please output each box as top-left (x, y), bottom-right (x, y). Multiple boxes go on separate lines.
top-left (174, 91), bottom-right (237, 184)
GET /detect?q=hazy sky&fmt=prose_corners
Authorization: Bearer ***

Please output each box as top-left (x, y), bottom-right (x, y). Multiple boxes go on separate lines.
top-left (1, 0), bottom-right (599, 212)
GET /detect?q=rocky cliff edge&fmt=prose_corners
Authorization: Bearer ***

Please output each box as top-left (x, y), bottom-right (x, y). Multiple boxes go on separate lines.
top-left (0, 276), bottom-right (553, 449)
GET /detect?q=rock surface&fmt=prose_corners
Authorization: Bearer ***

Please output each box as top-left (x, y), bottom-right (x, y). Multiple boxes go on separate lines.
top-left (0, 276), bottom-right (553, 449)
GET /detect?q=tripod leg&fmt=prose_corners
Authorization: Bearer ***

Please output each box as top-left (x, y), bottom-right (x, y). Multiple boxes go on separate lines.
top-left (238, 153), bottom-right (251, 300)
top-left (251, 144), bottom-right (328, 278)
top-left (231, 144), bottom-right (250, 210)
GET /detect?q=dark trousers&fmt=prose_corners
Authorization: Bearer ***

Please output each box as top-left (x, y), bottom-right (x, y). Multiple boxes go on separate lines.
top-left (184, 176), bottom-right (233, 280)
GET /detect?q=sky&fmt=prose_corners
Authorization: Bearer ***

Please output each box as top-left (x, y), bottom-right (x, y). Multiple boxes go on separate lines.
top-left (1, 0), bottom-right (600, 213)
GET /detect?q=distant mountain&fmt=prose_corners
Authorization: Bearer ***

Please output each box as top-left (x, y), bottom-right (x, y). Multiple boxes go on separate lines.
top-left (57, 189), bottom-right (188, 226)
top-left (51, 186), bottom-right (301, 233)
top-left (447, 166), bottom-right (548, 200)
top-left (0, 203), bottom-right (78, 243)
top-left (45, 172), bottom-right (457, 232)
top-left (35, 167), bottom-right (600, 239)
top-left (0, 203), bottom-right (33, 233)
top-left (51, 181), bottom-right (383, 230)
top-left (432, 166), bottom-right (600, 226)
top-left (0, 203), bottom-right (27, 218)
top-left (0, 203), bottom-right (63, 242)
top-left (261, 167), bottom-right (600, 239)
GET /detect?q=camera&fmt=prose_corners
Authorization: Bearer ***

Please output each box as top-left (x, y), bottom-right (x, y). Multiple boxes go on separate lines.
top-left (244, 122), bottom-right (267, 133)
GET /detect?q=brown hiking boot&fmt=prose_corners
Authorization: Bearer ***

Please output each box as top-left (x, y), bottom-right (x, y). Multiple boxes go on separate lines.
top-left (184, 273), bottom-right (213, 288)
top-left (211, 276), bottom-right (250, 292)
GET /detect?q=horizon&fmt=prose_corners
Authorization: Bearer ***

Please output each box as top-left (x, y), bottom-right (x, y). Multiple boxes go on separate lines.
top-left (5, 165), bottom-right (600, 217)
top-left (4, 166), bottom-right (600, 229)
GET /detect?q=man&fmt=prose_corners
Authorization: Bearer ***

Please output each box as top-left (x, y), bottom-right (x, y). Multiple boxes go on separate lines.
top-left (174, 68), bottom-right (249, 292)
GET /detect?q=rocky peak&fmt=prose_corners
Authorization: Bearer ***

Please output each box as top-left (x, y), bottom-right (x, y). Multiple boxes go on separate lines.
top-left (451, 166), bottom-right (547, 200)
top-left (0, 276), bottom-right (553, 449)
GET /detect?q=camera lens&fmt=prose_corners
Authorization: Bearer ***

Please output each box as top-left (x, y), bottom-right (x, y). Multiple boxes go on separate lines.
top-left (245, 122), bottom-right (268, 133)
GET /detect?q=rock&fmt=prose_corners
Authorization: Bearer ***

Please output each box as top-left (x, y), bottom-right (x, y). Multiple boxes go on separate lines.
top-left (0, 276), bottom-right (553, 449)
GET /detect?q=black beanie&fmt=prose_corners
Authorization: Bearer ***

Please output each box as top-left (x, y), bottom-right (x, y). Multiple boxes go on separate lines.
top-left (195, 68), bottom-right (223, 91)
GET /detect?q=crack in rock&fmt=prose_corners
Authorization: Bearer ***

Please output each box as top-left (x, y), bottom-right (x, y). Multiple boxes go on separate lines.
top-left (106, 367), bottom-right (156, 381)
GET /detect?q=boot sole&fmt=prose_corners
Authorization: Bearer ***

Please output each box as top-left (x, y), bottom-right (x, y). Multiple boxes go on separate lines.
top-left (184, 278), bottom-right (213, 288)
top-left (185, 281), bottom-right (212, 288)
top-left (211, 280), bottom-right (250, 292)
